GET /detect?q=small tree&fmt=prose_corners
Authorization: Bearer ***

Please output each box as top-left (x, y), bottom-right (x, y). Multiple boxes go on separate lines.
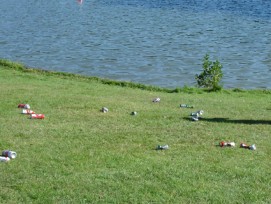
top-left (195, 54), bottom-right (223, 91)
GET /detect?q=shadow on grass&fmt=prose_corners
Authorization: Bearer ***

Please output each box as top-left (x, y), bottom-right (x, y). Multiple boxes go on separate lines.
top-left (183, 117), bottom-right (271, 125)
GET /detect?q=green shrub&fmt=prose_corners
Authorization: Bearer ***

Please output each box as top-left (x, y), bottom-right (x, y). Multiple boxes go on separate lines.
top-left (195, 54), bottom-right (223, 91)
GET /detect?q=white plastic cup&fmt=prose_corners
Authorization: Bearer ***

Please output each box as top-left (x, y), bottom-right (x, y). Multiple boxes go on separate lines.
top-left (2, 150), bottom-right (17, 159)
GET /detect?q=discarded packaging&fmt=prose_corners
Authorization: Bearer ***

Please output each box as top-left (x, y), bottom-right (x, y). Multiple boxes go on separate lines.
top-left (219, 141), bottom-right (236, 147)
top-left (191, 117), bottom-right (199, 121)
top-left (30, 114), bottom-right (45, 119)
top-left (190, 110), bottom-right (204, 121)
top-left (180, 104), bottom-right (193, 108)
top-left (2, 150), bottom-right (17, 159)
top-left (156, 145), bottom-right (169, 150)
top-left (131, 111), bottom-right (137, 115)
top-left (21, 109), bottom-right (35, 114)
top-left (240, 143), bottom-right (256, 150)
top-left (0, 156), bottom-right (10, 162)
top-left (191, 110), bottom-right (204, 117)
top-left (18, 104), bottom-right (30, 109)
top-left (101, 107), bottom-right (109, 113)
top-left (152, 98), bottom-right (160, 103)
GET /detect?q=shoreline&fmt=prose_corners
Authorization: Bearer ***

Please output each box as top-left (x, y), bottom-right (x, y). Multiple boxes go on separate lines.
top-left (1, 58), bottom-right (270, 94)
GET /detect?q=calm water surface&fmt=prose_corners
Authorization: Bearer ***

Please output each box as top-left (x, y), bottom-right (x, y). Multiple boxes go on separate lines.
top-left (1, 0), bottom-right (271, 89)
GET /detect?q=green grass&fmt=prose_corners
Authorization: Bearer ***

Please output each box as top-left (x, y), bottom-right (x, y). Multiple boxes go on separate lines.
top-left (0, 60), bottom-right (271, 203)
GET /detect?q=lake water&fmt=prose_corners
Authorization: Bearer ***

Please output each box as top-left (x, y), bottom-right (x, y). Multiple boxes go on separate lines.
top-left (1, 0), bottom-right (271, 89)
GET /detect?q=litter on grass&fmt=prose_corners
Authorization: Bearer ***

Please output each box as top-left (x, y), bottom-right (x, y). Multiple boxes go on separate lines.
top-left (2, 150), bottom-right (17, 159)
top-left (156, 145), bottom-right (169, 150)
top-left (180, 104), bottom-right (194, 108)
top-left (101, 107), bottom-right (109, 113)
top-left (18, 104), bottom-right (30, 109)
top-left (191, 110), bottom-right (204, 121)
top-left (219, 141), bottom-right (236, 147)
top-left (152, 98), bottom-right (160, 103)
top-left (30, 114), bottom-right (45, 119)
top-left (0, 156), bottom-right (10, 162)
top-left (21, 109), bottom-right (35, 114)
top-left (240, 143), bottom-right (256, 150)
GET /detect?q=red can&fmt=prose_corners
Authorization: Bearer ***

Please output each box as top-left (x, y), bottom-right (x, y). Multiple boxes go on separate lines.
top-left (18, 104), bottom-right (30, 109)
top-left (30, 114), bottom-right (45, 119)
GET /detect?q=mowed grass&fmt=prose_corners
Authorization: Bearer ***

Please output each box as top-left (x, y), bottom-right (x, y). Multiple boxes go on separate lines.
top-left (0, 61), bottom-right (271, 203)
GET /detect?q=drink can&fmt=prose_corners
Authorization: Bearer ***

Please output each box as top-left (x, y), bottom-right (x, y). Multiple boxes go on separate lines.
top-left (219, 141), bottom-right (235, 147)
top-left (18, 104), bottom-right (30, 109)
top-left (152, 98), bottom-right (160, 103)
top-left (240, 143), bottom-right (256, 150)
top-left (2, 150), bottom-right (17, 159)
top-left (30, 114), bottom-right (45, 119)
top-left (21, 109), bottom-right (35, 114)
top-left (156, 144), bottom-right (169, 150)
top-left (191, 116), bottom-right (199, 121)
top-left (249, 144), bottom-right (256, 150)
top-left (101, 107), bottom-right (109, 113)
top-left (180, 104), bottom-right (193, 108)
top-left (0, 156), bottom-right (10, 162)
top-left (240, 143), bottom-right (250, 149)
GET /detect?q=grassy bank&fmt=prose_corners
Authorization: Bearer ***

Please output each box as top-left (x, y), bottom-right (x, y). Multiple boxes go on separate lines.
top-left (0, 60), bottom-right (270, 203)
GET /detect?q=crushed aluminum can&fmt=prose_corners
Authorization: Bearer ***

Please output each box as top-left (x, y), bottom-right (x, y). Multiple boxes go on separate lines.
top-left (101, 107), bottom-right (109, 113)
top-left (156, 144), bottom-right (169, 150)
top-left (180, 104), bottom-right (194, 108)
top-left (191, 116), bottom-right (199, 121)
top-left (18, 104), bottom-right (30, 109)
top-left (191, 110), bottom-right (204, 117)
top-left (152, 98), bottom-right (160, 103)
top-left (2, 150), bottom-right (17, 159)
top-left (219, 141), bottom-right (235, 147)
top-left (249, 144), bottom-right (256, 150)
top-left (0, 156), bottom-right (10, 162)
top-left (30, 114), bottom-right (45, 119)
top-left (240, 143), bottom-right (256, 150)
top-left (21, 109), bottom-right (35, 114)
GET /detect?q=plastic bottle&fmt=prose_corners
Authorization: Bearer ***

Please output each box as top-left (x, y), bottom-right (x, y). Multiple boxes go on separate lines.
top-left (0, 156), bottom-right (10, 162)
top-left (2, 150), bottom-right (17, 159)
top-left (30, 114), bottom-right (45, 119)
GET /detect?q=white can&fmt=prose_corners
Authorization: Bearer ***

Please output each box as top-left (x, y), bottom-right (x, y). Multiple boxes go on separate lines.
top-left (0, 156), bottom-right (10, 162)
top-left (21, 109), bottom-right (35, 114)
top-left (2, 150), bottom-right (17, 159)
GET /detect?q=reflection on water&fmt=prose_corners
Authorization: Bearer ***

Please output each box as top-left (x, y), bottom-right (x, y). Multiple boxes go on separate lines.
top-left (0, 0), bottom-right (270, 89)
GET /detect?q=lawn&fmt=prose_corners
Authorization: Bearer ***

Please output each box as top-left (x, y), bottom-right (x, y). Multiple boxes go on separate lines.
top-left (0, 60), bottom-right (270, 203)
